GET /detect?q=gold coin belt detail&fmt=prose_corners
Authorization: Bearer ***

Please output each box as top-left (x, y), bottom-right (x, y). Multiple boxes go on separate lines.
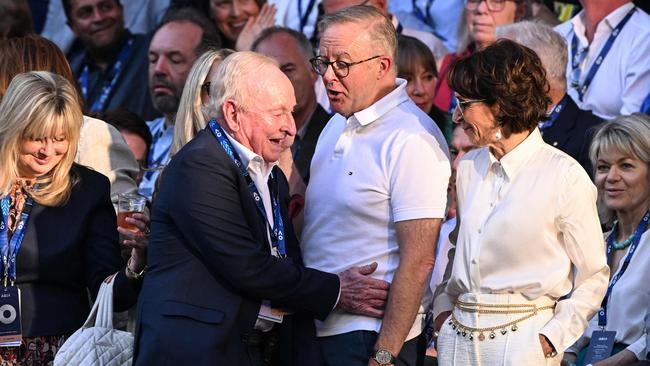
top-left (448, 300), bottom-right (555, 341)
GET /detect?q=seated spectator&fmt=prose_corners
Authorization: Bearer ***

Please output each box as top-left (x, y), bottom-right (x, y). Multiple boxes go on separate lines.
top-left (170, 48), bottom-right (234, 157)
top-left (397, 34), bottom-right (450, 139)
top-left (555, 0), bottom-right (650, 120)
top-left (0, 0), bottom-right (33, 39)
top-left (64, 0), bottom-right (159, 119)
top-left (208, 0), bottom-right (276, 50)
top-left (139, 7), bottom-right (221, 201)
top-left (0, 71), bottom-right (144, 363)
top-left (100, 109), bottom-right (153, 186)
top-left (498, 20), bottom-right (602, 174)
top-left (0, 35), bottom-right (141, 209)
top-left (564, 113), bottom-right (650, 366)
top-left (39, 0), bottom-right (170, 54)
top-left (433, 0), bottom-right (527, 114)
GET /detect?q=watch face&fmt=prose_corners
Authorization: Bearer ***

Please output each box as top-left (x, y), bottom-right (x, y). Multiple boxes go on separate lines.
top-left (375, 350), bottom-right (393, 364)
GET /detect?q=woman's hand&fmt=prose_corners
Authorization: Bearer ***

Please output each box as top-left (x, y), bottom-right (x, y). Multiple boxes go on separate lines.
top-left (539, 334), bottom-right (555, 358)
top-left (117, 212), bottom-right (149, 271)
top-left (235, 3), bottom-right (277, 51)
top-left (561, 352), bottom-right (577, 366)
top-left (593, 350), bottom-right (638, 366)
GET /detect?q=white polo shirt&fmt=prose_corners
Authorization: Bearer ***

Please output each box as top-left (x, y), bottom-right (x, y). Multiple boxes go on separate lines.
top-left (301, 78), bottom-right (451, 339)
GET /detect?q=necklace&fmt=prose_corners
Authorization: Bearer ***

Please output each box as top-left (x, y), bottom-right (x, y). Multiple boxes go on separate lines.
top-left (611, 232), bottom-right (635, 250)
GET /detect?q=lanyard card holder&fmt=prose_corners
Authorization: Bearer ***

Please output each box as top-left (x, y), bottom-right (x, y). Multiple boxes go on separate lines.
top-left (0, 285), bottom-right (21, 347)
top-left (584, 330), bottom-right (616, 364)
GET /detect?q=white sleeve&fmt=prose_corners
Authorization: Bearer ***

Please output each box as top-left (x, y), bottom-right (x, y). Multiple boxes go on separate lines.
top-left (388, 132), bottom-right (451, 222)
top-left (539, 165), bottom-right (610, 352)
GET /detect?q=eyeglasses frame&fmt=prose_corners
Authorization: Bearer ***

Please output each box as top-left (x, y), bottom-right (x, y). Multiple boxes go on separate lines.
top-left (309, 55), bottom-right (382, 78)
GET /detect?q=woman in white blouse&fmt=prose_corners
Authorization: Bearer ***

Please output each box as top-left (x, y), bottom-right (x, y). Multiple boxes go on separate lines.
top-left (432, 39), bottom-right (609, 365)
top-left (563, 114), bottom-right (650, 366)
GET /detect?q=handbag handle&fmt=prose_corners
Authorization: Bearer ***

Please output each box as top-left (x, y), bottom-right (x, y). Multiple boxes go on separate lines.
top-left (81, 273), bottom-right (116, 329)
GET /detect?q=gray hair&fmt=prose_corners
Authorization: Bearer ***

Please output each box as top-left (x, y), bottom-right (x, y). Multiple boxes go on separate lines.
top-left (251, 26), bottom-right (315, 62)
top-left (496, 20), bottom-right (567, 90)
top-left (208, 51), bottom-right (279, 120)
top-left (589, 113), bottom-right (650, 225)
top-left (318, 5), bottom-right (397, 72)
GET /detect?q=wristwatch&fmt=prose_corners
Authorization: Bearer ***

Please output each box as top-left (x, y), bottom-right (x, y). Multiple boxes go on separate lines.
top-left (372, 349), bottom-right (395, 366)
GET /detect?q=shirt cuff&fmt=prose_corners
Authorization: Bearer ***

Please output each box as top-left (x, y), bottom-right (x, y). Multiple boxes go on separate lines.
top-left (539, 318), bottom-right (563, 354)
top-left (432, 292), bottom-right (454, 320)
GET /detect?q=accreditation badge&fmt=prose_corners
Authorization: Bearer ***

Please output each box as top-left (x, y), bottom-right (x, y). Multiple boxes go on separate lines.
top-left (584, 330), bottom-right (616, 364)
top-left (0, 286), bottom-right (22, 347)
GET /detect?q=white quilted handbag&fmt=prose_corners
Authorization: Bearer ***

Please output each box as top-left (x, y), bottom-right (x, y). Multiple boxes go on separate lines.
top-left (54, 274), bottom-right (133, 366)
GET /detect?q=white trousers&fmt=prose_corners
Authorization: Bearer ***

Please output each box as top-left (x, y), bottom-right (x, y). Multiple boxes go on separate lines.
top-left (437, 293), bottom-right (561, 366)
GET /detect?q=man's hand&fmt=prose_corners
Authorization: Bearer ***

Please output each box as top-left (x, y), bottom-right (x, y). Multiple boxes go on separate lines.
top-left (337, 262), bottom-right (390, 318)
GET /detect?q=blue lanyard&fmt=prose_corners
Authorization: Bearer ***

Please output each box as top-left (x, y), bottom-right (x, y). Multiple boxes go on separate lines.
top-left (0, 195), bottom-right (34, 285)
top-left (143, 123), bottom-right (171, 181)
top-left (570, 7), bottom-right (635, 101)
top-left (412, 0), bottom-right (435, 28)
top-left (297, 0), bottom-right (317, 33)
top-left (598, 210), bottom-right (649, 327)
top-left (539, 95), bottom-right (568, 131)
top-left (78, 36), bottom-right (135, 113)
top-left (208, 119), bottom-right (287, 258)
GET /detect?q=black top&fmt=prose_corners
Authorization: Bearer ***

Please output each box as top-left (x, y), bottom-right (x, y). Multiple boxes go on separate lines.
top-left (292, 104), bottom-right (332, 185)
top-left (16, 164), bottom-right (140, 336)
top-left (541, 95), bottom-right (602, 176)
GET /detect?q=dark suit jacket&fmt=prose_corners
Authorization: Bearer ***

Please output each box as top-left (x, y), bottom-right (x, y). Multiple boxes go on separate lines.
top-left (133, 129), bottom-right (340, 366)
top-left (292, 104), bottom-right (331, 184)
top-left (541, 96), bottom-right (603, 176)
top-left (16, 164), bottom-right (139, 337)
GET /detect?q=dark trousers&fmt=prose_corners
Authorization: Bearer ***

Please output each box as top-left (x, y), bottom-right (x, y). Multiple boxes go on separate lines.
top-left (318, 331), bottom-right (427, 366)
top-left (239, 329), bottom-right (281, 366)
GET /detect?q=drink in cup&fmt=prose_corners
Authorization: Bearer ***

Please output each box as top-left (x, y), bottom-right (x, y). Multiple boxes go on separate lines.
top-left (117, 194), bottom-right (146, 232)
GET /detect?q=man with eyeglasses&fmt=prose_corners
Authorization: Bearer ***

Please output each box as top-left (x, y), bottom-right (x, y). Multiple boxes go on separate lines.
top-left (555, 0), bottom-right (650, 120)
top-left (301, 5), bottom-right (450, 366)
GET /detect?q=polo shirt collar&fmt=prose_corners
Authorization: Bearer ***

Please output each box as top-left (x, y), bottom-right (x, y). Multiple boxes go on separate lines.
top-left (352, 78), bottom-right (409, 126)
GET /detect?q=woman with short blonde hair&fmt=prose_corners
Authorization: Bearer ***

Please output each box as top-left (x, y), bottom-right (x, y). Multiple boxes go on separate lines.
top-left (0, 71), bottom-right (81, 206)
top-left (0, 71), bottom-right (142, 363)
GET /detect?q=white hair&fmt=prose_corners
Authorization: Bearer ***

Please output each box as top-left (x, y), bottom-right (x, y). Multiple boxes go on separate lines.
top-left (207, 51), bottom-right (279, 119)
top-left (496, 20), bottom-right (567, 90)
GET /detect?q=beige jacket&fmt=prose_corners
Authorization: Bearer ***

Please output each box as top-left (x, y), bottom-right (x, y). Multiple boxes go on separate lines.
top-left (75, 115), bottom-right (140, 207)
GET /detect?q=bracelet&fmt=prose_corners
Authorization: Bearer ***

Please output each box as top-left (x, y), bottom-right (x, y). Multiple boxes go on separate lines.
top-left (125, 256), bottom-right (147, 280)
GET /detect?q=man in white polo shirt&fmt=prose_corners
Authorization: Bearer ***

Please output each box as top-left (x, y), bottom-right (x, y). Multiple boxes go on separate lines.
top-left (301, 5), bottom-right (450, 366)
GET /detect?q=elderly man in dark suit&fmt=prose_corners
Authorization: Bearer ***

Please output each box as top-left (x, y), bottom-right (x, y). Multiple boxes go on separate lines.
top-left (132, 51), bottom-right (389, 366)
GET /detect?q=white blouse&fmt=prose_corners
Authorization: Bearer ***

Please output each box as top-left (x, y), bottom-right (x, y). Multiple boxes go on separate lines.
top-left (433, 129), bottom-right (610, 352)
top-left (568, 229), bottom-right (650, 359)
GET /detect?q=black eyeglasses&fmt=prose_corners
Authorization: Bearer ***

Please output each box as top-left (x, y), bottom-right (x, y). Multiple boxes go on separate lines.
top-left (202, 81), bottom-right (211, 97)
top-left (309, 55), bottom-right (381, 78)
top-left (465, 0), bottom-right (516, 12)
top-left (452, 94), bottom-right (486, 123)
